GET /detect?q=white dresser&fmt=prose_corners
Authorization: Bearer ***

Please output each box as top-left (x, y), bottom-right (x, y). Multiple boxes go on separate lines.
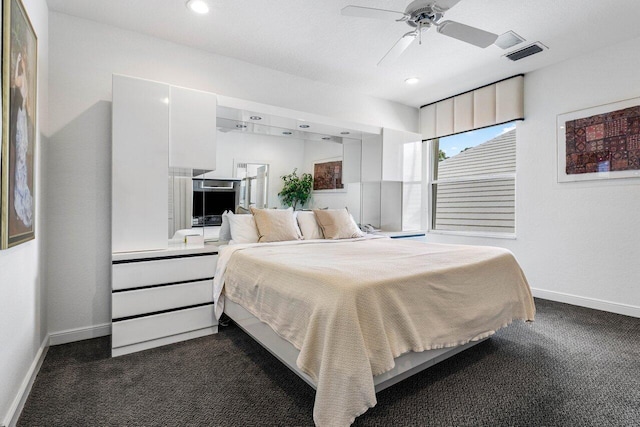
top-left (111, 244), bottom-right (219, 357)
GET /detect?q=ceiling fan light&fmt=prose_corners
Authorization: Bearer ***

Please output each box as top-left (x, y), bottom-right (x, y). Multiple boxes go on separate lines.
top-left (186, 0), bottom-right (209, 14)
top-left (405, 77), bottom-right (420, 85)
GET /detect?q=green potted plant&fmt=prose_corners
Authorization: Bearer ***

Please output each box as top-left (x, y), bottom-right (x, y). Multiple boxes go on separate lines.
top-left (278, 169), bottom-right (313, 210)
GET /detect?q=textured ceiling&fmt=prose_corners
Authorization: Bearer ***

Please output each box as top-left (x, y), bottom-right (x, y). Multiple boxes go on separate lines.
top-left (47, 0), bottom-right (640, 107)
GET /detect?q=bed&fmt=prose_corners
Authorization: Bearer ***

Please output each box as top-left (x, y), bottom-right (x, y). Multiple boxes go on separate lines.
top-left (213, 236), bottom-right (535, 426)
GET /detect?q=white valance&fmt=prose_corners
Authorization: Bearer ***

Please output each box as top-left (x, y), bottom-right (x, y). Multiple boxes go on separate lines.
top-left (420, 75), bottom-right (524, 140)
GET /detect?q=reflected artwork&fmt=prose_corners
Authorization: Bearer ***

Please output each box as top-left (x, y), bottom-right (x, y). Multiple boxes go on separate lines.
top-left (313, 159), bottom-right (344, 191)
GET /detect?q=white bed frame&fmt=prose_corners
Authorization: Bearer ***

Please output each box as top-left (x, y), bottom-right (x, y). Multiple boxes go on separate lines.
top-left (224, 299), bottom-right (487, 393)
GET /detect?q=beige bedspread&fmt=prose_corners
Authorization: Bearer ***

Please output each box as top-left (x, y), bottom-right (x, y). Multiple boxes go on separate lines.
top-left (214, 237), bottom-right (535, 426)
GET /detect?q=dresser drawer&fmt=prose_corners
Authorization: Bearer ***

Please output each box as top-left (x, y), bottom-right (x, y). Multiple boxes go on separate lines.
top-left (112, 254), bottom-right (217, 290)
top-left (112, 279), bottom-right (213, 319)
top-left (112, 304), bottom-right (216, 349)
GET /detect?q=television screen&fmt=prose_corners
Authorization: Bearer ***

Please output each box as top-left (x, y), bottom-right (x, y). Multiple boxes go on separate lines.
top-left (193, 191), bottom-right (236, 217)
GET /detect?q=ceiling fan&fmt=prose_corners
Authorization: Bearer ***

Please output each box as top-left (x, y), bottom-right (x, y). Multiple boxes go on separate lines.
top-left (342, 0), bottom-right (499, 66)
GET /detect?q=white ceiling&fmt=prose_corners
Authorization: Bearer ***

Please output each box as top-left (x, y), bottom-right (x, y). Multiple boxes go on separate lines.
top-left (47, 0), bottom-right (640, 107)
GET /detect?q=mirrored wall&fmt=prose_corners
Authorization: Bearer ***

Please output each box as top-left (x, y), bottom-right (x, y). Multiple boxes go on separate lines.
top-left (168, 113), bottom-right (366, 242)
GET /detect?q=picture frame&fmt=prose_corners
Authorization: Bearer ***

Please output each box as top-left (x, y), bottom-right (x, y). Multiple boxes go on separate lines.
top-left (1, 0), bottom-right (38, 248)
top-left (557, 97), bottom-right (640, 183)
top-left (313, 157), bottom-right (345, 192)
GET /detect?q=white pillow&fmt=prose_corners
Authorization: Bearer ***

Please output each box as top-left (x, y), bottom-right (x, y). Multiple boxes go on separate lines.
top-left (219, 210), bottom-right (233, 242)
top-left (227, 214), bottom-right (259, 244)
top-left (296, 211), bottom-right (324, 240)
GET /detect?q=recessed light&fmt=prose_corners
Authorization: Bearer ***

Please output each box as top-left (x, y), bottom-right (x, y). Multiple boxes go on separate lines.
top-left (340, 131), bottom-right (350, 135)
top-left (405, 77), bottom-right (420, 85)
top-left (186, 0), bottom-right (209, 14)
top-left (299, 124), bottom-right (310, 128)
top-left (283, 131), bottom-right (292, 135)
top-left (236, 124), bottom-right (247, 129)
top-left (249, 116), bottom-right (262, 121)
top-left (322, 137), bottom-right (331, 140)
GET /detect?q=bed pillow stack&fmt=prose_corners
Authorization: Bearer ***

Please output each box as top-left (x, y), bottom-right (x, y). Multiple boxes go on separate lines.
top-left (224, 206), bottom-right (364, 244)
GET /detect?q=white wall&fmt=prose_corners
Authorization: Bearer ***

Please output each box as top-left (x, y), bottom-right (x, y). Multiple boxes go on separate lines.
top-left (0, 0), bottom-right (49, 424)
top-left (426, 35), bottom-right (640, 317)
top-left (45, 12), bottom-right (418, 337)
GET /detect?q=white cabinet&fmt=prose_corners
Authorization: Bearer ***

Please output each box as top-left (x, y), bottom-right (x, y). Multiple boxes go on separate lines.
top-left (382, 128), bottom-right (422, 181)
top-left (361, 134), bottom-right (383, 182)
top-left (380, 181), bottom-right (403, 231)
top-left (360, 128), bottom-right (423, 231)
top-left (169, 85), bottom-right (217, 170)
top-left (112, 75), bottom-right (169, 253)
top-left (111, 246), bottom-right (219, 357)
top-left (381, 129), bottom-right (423, 231)
top-left (342, 138), bottom-right (362, 184)
top-left (112, 75), bottom-right (218, 253)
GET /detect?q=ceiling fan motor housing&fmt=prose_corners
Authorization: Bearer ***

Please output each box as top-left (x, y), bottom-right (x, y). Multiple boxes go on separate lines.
top-left (405, 1), bottom-right (443, 28)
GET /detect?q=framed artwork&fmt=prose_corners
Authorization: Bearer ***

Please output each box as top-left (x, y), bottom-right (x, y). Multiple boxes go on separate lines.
top-left (313, 157), bottom-right (345, 192)
top-left (1, 0), bottom-right (37, 248)
top-left (557, 97), bottom-right (640, 183)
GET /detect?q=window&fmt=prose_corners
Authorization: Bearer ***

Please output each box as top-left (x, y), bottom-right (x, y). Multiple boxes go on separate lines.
top-left (429, 122), bottom-right (517, 236)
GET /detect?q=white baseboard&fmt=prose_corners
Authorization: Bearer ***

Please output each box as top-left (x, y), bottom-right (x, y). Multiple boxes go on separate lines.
top-left (3, 337), bottom-right (49, 427)
top-left (49, 323), bottom-right (112, 346)
top-left (531, 288), bottom-right (640, 318)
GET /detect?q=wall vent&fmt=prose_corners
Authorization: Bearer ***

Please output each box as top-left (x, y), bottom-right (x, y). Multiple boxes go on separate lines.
top-left (505, 42), bottom-right (547, 61)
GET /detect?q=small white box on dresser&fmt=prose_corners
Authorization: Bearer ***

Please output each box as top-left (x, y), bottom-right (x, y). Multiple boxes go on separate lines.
top-left (111, 243), bottom-right (220, 357)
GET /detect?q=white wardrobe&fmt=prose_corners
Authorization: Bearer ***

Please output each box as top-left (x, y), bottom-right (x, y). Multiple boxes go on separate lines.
top-left (111, 75), bottom-right (219, 357)
top-left (112, 75), bottom-right (217, 253)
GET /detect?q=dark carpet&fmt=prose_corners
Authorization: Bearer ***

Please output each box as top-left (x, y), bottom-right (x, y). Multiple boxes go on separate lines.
top-left (18, 299), bottom-right (640, 426)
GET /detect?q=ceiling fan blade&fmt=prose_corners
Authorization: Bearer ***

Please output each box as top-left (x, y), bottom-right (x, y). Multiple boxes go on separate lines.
top-left (341, 5), bottom-right (407, 21)
top-left (437, 20), bottom-right (498, 48)
top-left (377, 32), bottom-right (417, 66)
top-left (433, 0), bottom-right (462, 12)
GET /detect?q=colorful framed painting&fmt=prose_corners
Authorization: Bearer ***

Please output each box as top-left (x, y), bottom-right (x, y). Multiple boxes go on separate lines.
top-left (557, 97), bottom-right (640, 183)
top-left (1, 0), bottom-right (38, 248)
top-left (313, 157), bottom-right (345, 192)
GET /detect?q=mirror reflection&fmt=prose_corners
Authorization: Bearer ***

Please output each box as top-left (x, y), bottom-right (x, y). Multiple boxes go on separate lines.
top-left (235, 162), bottom-right (269, 210)
top-left (169, 116), bottom-right (364, 242)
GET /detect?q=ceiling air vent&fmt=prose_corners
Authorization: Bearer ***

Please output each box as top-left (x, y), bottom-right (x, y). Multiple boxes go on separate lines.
top-left (494, 31), bottom-right (525, 50)
top-left (505, 42), bottom-right (547, 61)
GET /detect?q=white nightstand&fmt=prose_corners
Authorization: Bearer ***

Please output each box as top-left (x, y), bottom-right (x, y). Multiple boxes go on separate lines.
top-left (111, 243), bottom-right (220, 357)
